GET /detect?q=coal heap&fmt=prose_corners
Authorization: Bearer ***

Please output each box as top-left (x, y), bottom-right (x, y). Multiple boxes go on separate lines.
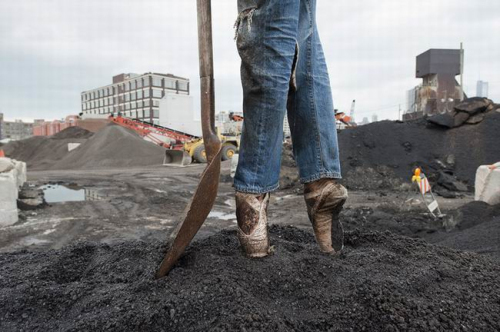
top-left (1, 226), bottom-right (499, 331)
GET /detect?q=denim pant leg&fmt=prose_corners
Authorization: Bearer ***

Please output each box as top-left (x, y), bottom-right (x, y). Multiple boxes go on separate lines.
top-left (234, 0), bottom-right (301, 194)
top-left (287, 0), bottom-right (342, 183)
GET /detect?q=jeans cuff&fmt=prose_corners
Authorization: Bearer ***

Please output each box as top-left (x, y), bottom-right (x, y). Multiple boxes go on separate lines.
top-left (300, 171), bottom-right (342, 184)
top-left (234, 182), bottom-right (280, 194)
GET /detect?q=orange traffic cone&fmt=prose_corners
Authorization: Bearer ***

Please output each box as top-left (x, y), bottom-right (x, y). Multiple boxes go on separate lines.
top-left (0, 149), bottom-right (5, 158)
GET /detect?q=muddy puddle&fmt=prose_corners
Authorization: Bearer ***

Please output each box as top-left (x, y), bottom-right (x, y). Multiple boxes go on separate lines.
top-left (40, 184), bottom-right (105, 203)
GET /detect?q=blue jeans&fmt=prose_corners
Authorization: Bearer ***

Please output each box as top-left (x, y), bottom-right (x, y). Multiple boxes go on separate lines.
top-left (234, 0), bottom-right (341, 194)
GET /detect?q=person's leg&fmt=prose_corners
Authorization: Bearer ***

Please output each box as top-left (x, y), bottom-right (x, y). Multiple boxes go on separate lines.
top-left (287, 0), bottom-right (348, 254)
top-left (287, 0), bottom-right (341, 182)
top-left (234, 0), bottom-right (300, 257)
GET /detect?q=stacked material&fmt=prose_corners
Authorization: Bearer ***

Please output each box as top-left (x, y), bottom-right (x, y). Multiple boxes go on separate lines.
top-left (427, 97), bottom-right (499, 128)
top-left (0, 157), bottom-right (26, 226)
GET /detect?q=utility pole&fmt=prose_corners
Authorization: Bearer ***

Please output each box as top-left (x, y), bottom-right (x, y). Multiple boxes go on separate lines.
top-left (460, 42), bottom-right (465, 101)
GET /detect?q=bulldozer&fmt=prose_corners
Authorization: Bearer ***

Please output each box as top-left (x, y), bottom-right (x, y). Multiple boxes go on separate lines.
top-left (163, 134), bottom-right (239, 166)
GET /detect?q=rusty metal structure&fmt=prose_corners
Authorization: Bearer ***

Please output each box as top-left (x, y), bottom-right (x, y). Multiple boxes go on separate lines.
top-left (404, 49), bottom-right (465, 121)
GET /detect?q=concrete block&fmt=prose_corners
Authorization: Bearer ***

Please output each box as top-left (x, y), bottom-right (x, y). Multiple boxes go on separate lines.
top-left (0, 208), bottom-right (18, 227)
top-left (13, 160), bottom-right (27, 188)
top-left (0, 171), bottom-right (19, 227)
top-left (475, 163), bottom-right (500, 205)
top-left (0, 158), bottom-right (15, 173)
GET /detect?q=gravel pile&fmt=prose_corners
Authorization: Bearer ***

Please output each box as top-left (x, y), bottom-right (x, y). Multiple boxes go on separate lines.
top-left (0, 225), bottom-right (499, 331)
top-left (2, 127), bottom-right (92, 170)
top-left (50, 124), bottom-right (166, 170)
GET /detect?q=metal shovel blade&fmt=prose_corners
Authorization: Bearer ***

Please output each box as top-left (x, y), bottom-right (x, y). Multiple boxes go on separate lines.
top-left (156, 0), bottom-right (221, 279)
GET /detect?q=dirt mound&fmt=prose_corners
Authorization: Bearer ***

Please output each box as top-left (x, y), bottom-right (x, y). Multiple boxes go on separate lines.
top-left (337, 111), bottom-right (500, 190)
top-left (2, 136), bottom-right (89, 170)
top-left (1, 226), bottom-right (499, 331)
top-left (52, 126), bottom-right (94, 139)
top-left (50, 124), bottom-right (166, 170)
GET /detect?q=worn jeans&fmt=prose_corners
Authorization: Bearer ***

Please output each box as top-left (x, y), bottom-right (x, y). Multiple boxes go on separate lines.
top-left (234, 0), bottom-right (341, 194)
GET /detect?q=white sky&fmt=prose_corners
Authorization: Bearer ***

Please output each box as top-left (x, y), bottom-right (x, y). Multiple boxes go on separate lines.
top-left (1, 0), bottom-right (499, 122)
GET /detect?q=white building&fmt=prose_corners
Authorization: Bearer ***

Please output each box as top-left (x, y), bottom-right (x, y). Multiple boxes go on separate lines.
top-left (81, 72), bottom-right (189, 125)
top-left (477, 80), bottom-right (489, 98)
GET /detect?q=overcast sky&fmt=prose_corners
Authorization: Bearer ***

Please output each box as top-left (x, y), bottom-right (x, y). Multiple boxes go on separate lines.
top-left (1, 0), bottom-right (499, 122)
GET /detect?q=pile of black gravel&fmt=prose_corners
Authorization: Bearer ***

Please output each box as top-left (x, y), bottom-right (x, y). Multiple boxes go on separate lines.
top-left (337, 111), bottom-right (500, 190)
top-left (1, 225), bottom-right (499, 331)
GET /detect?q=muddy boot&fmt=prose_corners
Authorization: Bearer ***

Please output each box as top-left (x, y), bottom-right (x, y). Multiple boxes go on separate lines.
top-left (304, 179), bottom-right (348, 255)
top-left (235, 192), bottom-right (270, 258)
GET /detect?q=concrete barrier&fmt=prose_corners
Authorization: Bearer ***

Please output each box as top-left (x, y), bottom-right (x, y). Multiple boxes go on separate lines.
top-left (0, 158), bottom-right (27, 227)
top-left (475, 163), bottom-right (500, 205)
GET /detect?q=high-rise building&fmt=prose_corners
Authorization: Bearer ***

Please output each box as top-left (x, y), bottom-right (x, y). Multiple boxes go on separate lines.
top-left (476, 80), bottom-right (489, 98)
top-left (81, 73), bottom-right (190, 124)
top-left (371, 114), bottom-right (379, 123)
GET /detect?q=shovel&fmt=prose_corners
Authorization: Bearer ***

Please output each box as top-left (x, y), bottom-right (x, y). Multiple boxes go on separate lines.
top-left (156, 0), bottom-right (222, 278)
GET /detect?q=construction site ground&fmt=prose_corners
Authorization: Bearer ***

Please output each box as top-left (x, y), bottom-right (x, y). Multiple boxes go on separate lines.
top-left (0, 162), bottom-right (474, 253)
top-left (2, 162), bottom-right (500, 331)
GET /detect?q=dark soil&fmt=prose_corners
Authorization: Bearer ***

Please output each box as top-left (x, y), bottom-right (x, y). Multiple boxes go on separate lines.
top-left (280, 112), bottom-right (499, 191)
top-left (1, 225), bottom-right (499, 332)
top-left (50, 124), bottom-right (166, 170)
top-left (341, 202), bottom-right (500, 262)
top-left (52, 126), bottom-right (94, 139)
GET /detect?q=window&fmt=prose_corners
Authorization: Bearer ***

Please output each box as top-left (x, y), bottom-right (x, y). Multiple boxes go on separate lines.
top-left (165, 79), bottom-right (175, 89)
top-left (137, 90), bottom-right (143, 99)
top-left (178, 81), bottom-right (188, 91)
top-left (152, 89), bottom-right (162, 98)
top-left (144, 100), bottom-right (150, 107)
top-left (125, 103), bottom-right (130, 110)
top-left (111, 87), bottom-right (115, 95)
top-left (145, 109), bottom-right (151, 117)
top-left (144, 89), bottom-right (150, 98)
top-left (124, 83), bottom-right (128, 91)
top-left (137, 79), bottom-right (143, 88)
top-left (131, 93), bottom-right (136, 101)
top-left (131, 81), bottom-right (136, 90)
top-left (143, 77), bottom-right (150, 87)
top-left (153, 109), bottom-right (159, 118)
top-left (124, 94), bottom-right (129, 102)
top-left (152, 77), bottom-right (162, 87)
top-left (153, 100), bottom-right (160, 107)
top-left (131, 102), bottom-right (136, 109)
top-left (137, 100), bottom-right (143, 108)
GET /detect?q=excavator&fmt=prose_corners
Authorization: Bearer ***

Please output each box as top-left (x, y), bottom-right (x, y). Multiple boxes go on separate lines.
top-left (109, 115), bottom-right (239, 166)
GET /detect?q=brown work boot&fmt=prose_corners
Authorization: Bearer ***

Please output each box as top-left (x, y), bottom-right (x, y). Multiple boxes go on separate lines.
top-left (304, 179), bottom-right (348, 255)
top-left (235, 192), bottom-right (270, 258)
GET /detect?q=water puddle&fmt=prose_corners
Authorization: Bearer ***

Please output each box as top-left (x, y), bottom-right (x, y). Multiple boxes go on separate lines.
top-left (40, 184), bottom-right (104, 203)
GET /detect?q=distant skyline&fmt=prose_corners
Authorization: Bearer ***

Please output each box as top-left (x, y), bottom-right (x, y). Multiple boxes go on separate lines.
top-left (1, 0), bottom-right (499, 122)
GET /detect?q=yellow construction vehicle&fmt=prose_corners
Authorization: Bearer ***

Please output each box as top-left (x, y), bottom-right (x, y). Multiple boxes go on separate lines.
top-left (175, 135), bottom-right (239, 164)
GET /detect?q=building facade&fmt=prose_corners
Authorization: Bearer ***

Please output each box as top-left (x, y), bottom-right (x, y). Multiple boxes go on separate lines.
top-left (81, 73), bottom-right (190, 124)
top-left (0, 114), bottom-right (34, 141)
top-left (404, 49), bottom-right (464, 121)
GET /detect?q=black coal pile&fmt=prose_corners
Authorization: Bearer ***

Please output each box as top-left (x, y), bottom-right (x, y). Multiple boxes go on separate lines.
top-left (1, 226), bottom-right (499, 331)
top-left (341, 201), bottom-right (500, 262)
top-left (427, 97), bottom-right (499, 128)
top-left (337, 109), bottom-right (499, 191)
